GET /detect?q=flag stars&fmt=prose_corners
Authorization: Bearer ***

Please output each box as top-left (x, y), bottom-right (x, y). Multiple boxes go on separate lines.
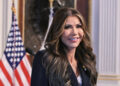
top-left (21, 47), bottom-right (24, 51)
top-left (18, 42), bottom-right (21, 46)
top-left (20, 53), bottom-right (24, 56)
top-left (8, 38), bottom-right (13, 42)
top-left (17, 58), bottom-right (20, 62)
top-left (8, 48), bottom-right (12, 52)
top-left (12, 48), bottom-right (15, 51)
top-left (10, 58), bottom-right (18, 63)
top-left (13, 58), bottom-right (16, 62)
top-left (18, 48), bottom-right (20, 51)
top-left (14, 27), bottom-right (19, 30)
top-left (6, 46), bottom-right (25, 52)
top-left (7, 53), bottom-right (10, 57)
top-left (6, 48), bottom-right (8, 52)
top-left (8, 32), bottom-right (13, 36)
top-left (7, 43), bottom-right (12, 47)
top-left (15, 48), bottom-right (18, 51)
top-left (14, 53), bottom-right (17, 57)
top-left (16, 37), bottom-right (19, 40)
top-left (15, 42), bottom-right (22, 46)
top-left (9, 43), bottom-right (12, 46)
top-left (4, 14), bottom-right (26, 68)
top-left (12, 43), bottom-right (15, 47)
top-left (6, 48), bottom-right (11, 52)
top-left (10, 58), bottom-right (13, 62)
top-left (15, 42), bottom-right (18, 46)
top-left (12, 63), bottom-right (16, 68)
top-left (17, 53), bottom-right (20, 57)
top-left (16, 27), bottom-right (19, 30)
top-left (15, 32), bottom-right (20, 35)
top-left (6, 52), bottom-right (25, 58)
top-left (10, 57), bottom-right (21, 68)
top-left (19, 37), bottom-right (21, 40)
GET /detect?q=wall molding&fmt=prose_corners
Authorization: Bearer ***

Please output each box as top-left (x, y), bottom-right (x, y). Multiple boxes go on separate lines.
top-left (98, 75), bottom-right (120, 81)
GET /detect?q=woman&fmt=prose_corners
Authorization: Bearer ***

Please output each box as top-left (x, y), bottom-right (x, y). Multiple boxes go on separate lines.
top-left (31, 7), bottom-right (98, 86)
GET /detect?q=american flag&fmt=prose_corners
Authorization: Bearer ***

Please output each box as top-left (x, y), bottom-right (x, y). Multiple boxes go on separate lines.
top-left (0, 11), bottom-right (31, 86)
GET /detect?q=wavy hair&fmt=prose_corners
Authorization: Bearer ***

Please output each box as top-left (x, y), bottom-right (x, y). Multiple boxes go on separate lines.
top-left (43, 7), bottom-right (97, 86)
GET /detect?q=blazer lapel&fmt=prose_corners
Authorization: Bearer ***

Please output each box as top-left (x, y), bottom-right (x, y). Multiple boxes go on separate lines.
top-left (78, 65), bottom-right (91, 86)
top-left (68, 63), bottom-right (91, 86)
top-left (68, 65), bottom-right (79, 86)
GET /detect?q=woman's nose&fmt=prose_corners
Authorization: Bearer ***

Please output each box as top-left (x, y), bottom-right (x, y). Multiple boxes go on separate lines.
top-left (72, 27), bottom-right (77, 35)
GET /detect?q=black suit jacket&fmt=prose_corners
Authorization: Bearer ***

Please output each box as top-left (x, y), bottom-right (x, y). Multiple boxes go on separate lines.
top-left (31, 50), bottom-right (91, 86)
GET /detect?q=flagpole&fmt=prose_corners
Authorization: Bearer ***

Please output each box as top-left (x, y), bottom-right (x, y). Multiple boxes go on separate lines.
top-left (40, 0), bottom-right (54, 50)
top-left (11, 1), bottom-right (16, 86)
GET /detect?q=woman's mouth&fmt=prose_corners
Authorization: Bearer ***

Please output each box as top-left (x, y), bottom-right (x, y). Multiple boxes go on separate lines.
top-left (69, 37), bottom-right (80, 42)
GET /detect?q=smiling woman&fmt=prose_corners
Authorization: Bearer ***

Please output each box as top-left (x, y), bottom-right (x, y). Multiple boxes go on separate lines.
top-left (31, 7), bottom-right (98, 86)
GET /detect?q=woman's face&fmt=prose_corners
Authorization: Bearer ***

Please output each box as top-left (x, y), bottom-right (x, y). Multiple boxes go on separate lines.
top-left (61, 16), bottom-right (84, 50)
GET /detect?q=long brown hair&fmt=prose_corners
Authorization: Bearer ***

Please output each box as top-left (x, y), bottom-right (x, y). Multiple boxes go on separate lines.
top-left (43, 7), bottom-right (97, 86)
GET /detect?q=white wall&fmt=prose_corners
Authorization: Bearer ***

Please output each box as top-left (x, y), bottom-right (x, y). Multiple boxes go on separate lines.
top-left (0, 0), bottom-right (3, 58)
top-left (91, 0), bottom-right (99, 70)
top-left (116, 0), bottom-right (120, 74)
top-left (0, 0), bottom-right (18, 59)
top-left (92, 0), bottom-right (120, 86)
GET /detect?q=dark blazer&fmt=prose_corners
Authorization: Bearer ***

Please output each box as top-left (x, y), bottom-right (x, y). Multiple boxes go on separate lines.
top-left (31, 50), bottom-right (91, 86)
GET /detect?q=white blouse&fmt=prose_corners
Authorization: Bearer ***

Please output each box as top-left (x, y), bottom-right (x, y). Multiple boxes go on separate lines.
top-left (77, 75), bottom-right (82, 86)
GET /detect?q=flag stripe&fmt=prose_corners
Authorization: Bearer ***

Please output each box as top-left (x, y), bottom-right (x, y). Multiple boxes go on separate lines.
top-left (14, 69), bottom-right (24, 86)
top-left (23, 55), bottom-right (31, 76)
top-left (0, 61), bottom-right (12, 85)
top-left (0, 68), bottom-right (11, 86)
top-left (26, 54), bottom-right (32, 70)
top-left (14, 77), bottom-right (19, 86)
top-left (2, 55), bottom-right (13, 79)
top-left (0, 77), bottom-right (4, 86)
top-left (17, 64), bottom-right (29, 86)
top-left (20, 60), bottom-right (31, 84)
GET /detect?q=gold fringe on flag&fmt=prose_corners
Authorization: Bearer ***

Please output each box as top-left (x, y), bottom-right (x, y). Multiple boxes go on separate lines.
top-left (11, 0), bottom-right (16, 14)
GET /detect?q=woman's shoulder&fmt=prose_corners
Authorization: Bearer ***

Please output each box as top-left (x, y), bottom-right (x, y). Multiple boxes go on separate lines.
top-left (34, 50), bottom-right (46, 60)
top-left (31, 50), bottom-right (49, 86)
top-left (35, 50), bottom-right (46, 58)
top-left (32, 50), bottom-right (47, 69)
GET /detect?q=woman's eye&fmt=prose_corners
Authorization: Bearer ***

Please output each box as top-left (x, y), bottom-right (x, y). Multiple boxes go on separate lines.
top-left (64, 25), bottom-right (72, 29)
top-left (76, 24), bottom-right (82, 28)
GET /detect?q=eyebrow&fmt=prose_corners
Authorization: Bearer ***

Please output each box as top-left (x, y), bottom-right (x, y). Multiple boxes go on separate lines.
top-left (65, 23), bottom-right (82, 26)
